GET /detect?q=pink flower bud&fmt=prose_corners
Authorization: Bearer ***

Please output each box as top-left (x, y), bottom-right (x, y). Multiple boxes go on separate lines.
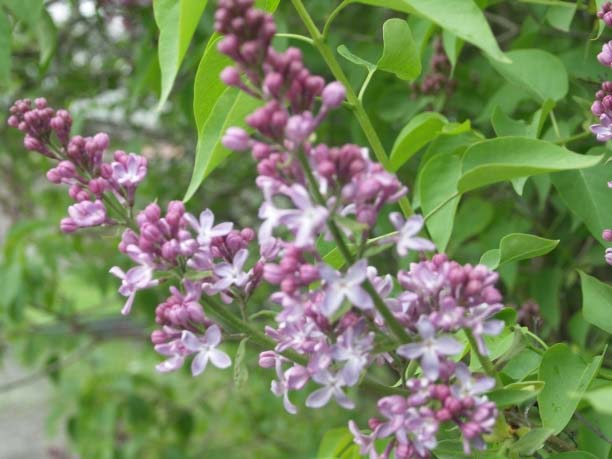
top-left (258, 351), bottom-right (276, 368)
top-left (60, 218), bottom-right (78, 233)
top-left (220, 66), bottom-right (242, 86)
top-left (603, 229), bottom-right (612, 241)
top-left (321, 82), bottom-right (346, 109)
top-left (222, 127), bottom-right (251, 151)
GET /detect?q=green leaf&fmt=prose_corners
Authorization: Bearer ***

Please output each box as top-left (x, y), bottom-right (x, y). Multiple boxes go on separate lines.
top-left (479, 233), bottom-right (559, 270)
top-left (551, 149), bottom-right (612, 245)
top-left (583, 385), bottom-right (612, 415)
top-left (390, 112), bottom-right (448, 171)
top-left (490, 49), bottom-right (568, 102)
top-left (377, 18), bottom-right (421, 81)
top-left (509, 428), bottom-right (554, 455)
top-left (35, 9), bottom-right (57, 71)
top-left (337, 44), bottom-right (376, 72)
top-left (0, 11), bottom-right (11, 84)
top-left (488, 381), bottom-right (544, 407)
top-left (184, 89), bottom-right (261, 201)
top-left (546, 3), bottom-right (577, 32)
top-left (153, 0), bottom-right (208, 109)
top-left (233, 337), bottom-right (249, 389)
top-left (458, 137), bottom-right (602, 193)
top-left (491, 106), bottom-right (529, 137)
top-left (578, 270), bottom-right (612, 335)
top-left (442, 30), bottom-right (463, 73)
top-left (193, 35), bottom-right (232, 131)
top-left (317, 427), bottom-right (353, 459)
top-left (538, 344), bottom-right (604, 434)
top-left (3, 0), bottom-right (42, 27)
top-left (349, 0), bottom-right (507, 63)
top-left (419, 154), bottom-right (462, 252)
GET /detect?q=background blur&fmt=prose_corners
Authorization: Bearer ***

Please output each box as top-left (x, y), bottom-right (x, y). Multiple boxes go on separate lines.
top-left (2, 0), bottom-right (612, 458)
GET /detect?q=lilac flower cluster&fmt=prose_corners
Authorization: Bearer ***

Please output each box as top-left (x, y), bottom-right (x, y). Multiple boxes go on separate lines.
top-left (112, 201), bottom-right (264, 373)
top-left (215, 1), bottom-right (501, 456)
top-left (350, 363), bottom-right (497, 458)
top-left (8, 98), bottom-right (147, 232)
top-left (592, 5), bottom-right (612, 266)
top-left (592, 4), bottom-right (612, 141)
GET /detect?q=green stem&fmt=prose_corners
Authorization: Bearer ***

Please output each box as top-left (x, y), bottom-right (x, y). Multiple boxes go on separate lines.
top-left (554, 130), bottom-right (591, 145)
top-left (322, 0), bottom-right (350, 40)
top-left (465, 329), bottom-right (503, 388)
top-left (289, 0), bottom-right (413, 217)
top-left (275, 33), bottom-right (314, 45)
top-left (358, 69), bottom-right (376, 102)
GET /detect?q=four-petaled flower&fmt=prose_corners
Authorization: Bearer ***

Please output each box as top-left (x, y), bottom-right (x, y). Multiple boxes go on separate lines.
top-left (181, 325), bottom-right (232, 376)
top-left (109, 264), bottom-right (159, 315)
top-left (389, 212), bottom-right (436, 257)
top-left (591, 113), bottom-right (612, 141)
top-left (211, 248), bottom-right (250, 291)
top-left (67, 199), bottom-right (107, 227)
top-left (320, 259), bottom-right (373, 317)
top-left (305, 369), bottom-right (355, 409)
top-left (185, 209), bottom-right (233, 246)
top-left (111, 153), bottom-right (147, 188)
top-left (397, 317), bottom-right (463, 380)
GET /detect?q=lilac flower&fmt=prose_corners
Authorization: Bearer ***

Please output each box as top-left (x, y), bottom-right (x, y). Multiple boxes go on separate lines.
top-left (66, 200), bottom-right (107, 227)
top-left (305, 369), bottom-right (355, 409)
top-left (211, 248), bottom-right (250, 291)
top-left (451, 363), bottom-right (495, 398)
top-left (320, 259), bottom-right (373, 317)
top-left (184, 209), bottom-right (233, 246)
top-left (181, 325), bottom-right (231, 376)
top-left (389, 213), bottom-right (436, 257)
top-left (155, 335), bottom-right (189, 373)
top-left (591, 113), bottom-right (612, 141)
top-left (282, 185), bottom-right (329, 248)
top-left (270, 359), bottom-right (309, 414)
top-left (109, 264), bottom-right (159, 315)
top-left (348, 420), bottom-right (379, 459)
top-left (396, 318), bottom-right (463, 380)
top-left (332, 322), bottom-right (374, 385)
top-left (111, 153), bottom-right (147, 188)
top-left (463, 303), bottom-right (504, 355)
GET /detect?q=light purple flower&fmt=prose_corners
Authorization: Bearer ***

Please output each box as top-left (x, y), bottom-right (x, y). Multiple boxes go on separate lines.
top-left (211, 248), bottom-right (250, 291)
top-left (451, 363), bottom-right (495, 398)
top-left (271, 359), bottom-right (309, 414)
top-left (282, 185), bottom-right (329, 248)
top-left (463, 303), bottom-right (504, 355)
top-left (389, 213), bottom-right (436, 257)
top-left (181, 325), bottom-right (231, 376)
top-left (184, 209), bottom-right (233, 246)
top-left (109, 264), bottom-right (159, 315)
top-left (332, 323), bottom-right (374, 385)
top-left (320, 259), bottom-right (373, 317)
top-left (155, 336), bottom-right (189, 373)
top-left (396, 317), bottom-right (463, 380)
top-left (111, 153), bottom-right (147, 187)
top-left (67, 199), bottom-right (107, 227)
top-left (348, 420), bottom-right (379, 459)
top-left (305, 369), bottom-right (355, 409)
top-left (591, 113), bottom-right (612, 141)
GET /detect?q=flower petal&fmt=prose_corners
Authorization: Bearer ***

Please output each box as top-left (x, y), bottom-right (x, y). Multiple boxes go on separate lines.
top-left (346, 286), bottom-right (373, 310)
top-left (305, 386), bottom-right (333, 408)
top-left (435, 336), bottom-right (463, 355)
top-left (209, 348), bottom-right (232, 369)
top-left (204, 324), bottom-right (222, 346)
top-left (181, 330), bottom-right (202, 351)
top-left (396, 343), bottom-right (424, 360)
top-left (421, 349), bottom-right (440, 380)
top-left (191, 351), bottom-right (209, 376)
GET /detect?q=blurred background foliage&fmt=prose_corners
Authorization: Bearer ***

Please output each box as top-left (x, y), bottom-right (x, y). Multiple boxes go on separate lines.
top-left (1, 0), bottom-right (612, 458)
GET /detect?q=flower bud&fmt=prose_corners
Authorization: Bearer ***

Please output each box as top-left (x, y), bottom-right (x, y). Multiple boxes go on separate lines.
top-left (321, 82), bottom-right (346, 109)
